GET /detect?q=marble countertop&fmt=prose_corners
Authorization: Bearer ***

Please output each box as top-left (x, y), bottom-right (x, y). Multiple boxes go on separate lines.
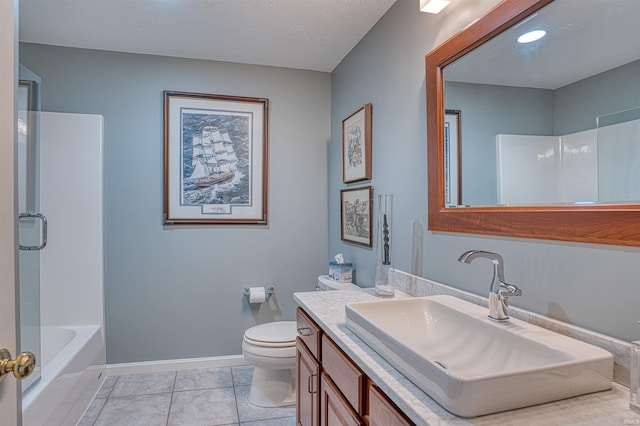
top-left (294, 288), bottom-right (640, 426)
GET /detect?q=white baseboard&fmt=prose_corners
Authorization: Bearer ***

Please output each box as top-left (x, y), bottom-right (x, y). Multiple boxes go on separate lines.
top-left (106, 354), bottom-right (249, 376)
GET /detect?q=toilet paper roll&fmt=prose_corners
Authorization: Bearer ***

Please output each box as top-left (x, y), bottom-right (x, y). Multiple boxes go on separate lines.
top-left (249, 286), bottom-right (266, 303)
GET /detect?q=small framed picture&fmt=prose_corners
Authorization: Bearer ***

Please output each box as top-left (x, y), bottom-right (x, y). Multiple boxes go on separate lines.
top-left (341, 186), bottom-right (373, 247)
top-left (342, 104), bottom-right (372, 183)
top-left (163, 91), bottom-right (269, 225)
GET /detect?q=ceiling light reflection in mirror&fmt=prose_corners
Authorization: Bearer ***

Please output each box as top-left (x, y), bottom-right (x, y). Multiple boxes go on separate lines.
top-left (442, 0), bottom-right (640, 208)
top-left (517, 29), bottom-right (546, 43)
top-left (420, 0), bottom-right (451, 14)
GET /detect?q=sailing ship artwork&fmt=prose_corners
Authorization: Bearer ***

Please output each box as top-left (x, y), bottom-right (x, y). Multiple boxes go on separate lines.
top-left (181, 112), bottom-right (251, 208)
top-left (164, 91), bottom-right (268, 224)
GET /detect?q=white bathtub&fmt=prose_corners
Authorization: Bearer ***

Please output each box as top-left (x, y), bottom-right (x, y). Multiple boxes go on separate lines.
top-left (22, 325), bottom-right (105, 426)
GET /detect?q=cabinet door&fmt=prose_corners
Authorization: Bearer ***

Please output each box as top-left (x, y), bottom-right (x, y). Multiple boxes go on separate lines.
top-left (320, 373), bottom-right (363, 426)
top-left (367, 384), bottom-right (414, 426)
top-left (297, 338), bottom-right (319, 426)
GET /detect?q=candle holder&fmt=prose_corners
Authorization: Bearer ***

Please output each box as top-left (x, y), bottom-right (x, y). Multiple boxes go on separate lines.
top-left (631, 340), bottom-right (640, 413)
top-left (374, 194), bottom-right (394, 297)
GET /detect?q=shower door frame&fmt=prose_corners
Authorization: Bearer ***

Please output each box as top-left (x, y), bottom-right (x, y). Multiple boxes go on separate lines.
top-left (0, 0), bottom-right (20, 424)
top-left (17, 74), bottom-right (43, 393)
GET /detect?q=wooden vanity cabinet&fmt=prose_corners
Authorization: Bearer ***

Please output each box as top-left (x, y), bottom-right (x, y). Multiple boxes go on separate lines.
top-left (297, 308), bottom-right (322, 426)
top-left (296, 307), bottom-right (415, 426)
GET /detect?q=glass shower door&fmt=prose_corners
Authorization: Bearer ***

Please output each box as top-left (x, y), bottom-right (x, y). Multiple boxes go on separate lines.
top-left (17, 76), bottom-right (42, 391)
top-left (596, 107), bottom-right (640, 204)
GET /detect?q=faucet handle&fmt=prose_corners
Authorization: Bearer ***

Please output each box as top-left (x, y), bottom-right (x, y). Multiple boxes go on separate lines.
top-left (498, 283), bottom-right (522, 298)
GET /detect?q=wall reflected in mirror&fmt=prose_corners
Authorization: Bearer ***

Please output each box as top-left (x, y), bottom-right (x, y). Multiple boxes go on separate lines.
top-left (443, 0), bottom-right (640, 207)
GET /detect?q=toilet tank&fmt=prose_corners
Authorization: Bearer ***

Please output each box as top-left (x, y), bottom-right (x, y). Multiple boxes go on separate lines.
top-left (317, 275), bottom-right (360, 291)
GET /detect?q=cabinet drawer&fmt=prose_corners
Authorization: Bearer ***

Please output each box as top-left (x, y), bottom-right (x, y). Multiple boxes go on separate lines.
top-left (367, 383), bottom-right (415, 426)
top-left (321, 334), bottom-right (366, 416)
top-left (297, 307), bottom-right (322, 359)
top-left (320, 373), bottom-right (363, 426)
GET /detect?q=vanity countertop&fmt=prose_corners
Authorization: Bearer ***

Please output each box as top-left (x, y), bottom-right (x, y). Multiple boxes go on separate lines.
top-left (294, 288), bottom-right (640, 426)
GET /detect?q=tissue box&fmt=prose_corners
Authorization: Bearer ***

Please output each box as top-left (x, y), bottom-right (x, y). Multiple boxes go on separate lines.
top-left (329, 262), bottom-right (352, 283)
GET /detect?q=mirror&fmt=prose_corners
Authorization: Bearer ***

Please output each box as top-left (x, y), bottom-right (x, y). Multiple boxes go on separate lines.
top-left (426, 0), bottom-right (640, 246)
top-left (443, 0), bottom-right (640, 207)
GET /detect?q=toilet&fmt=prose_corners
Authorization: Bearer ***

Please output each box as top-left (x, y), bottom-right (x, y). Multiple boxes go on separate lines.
top-left (242, 276), bottom-right (359, 407)
top-left (316, 274), bottom-right (359, 291)
top-left (242, 320), bottom-right (298, 407)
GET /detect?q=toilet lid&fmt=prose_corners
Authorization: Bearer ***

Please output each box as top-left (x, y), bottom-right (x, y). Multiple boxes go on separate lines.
top-left (244, 321), bottom-right (297, 344)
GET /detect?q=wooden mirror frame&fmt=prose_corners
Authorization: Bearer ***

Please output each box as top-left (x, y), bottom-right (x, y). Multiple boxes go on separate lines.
top-left (426, 0), bottom-right (640, 247)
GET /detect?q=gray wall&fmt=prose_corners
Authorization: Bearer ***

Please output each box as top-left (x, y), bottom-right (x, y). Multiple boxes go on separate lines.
top-left (20, 44), bottom-right (330, 363)
top-left (330, 0), bottom-right (640, 342)
top-left (554, 59), bottom-right (640, 135)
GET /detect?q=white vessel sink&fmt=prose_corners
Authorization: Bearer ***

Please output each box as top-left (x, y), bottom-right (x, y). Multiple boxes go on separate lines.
top-left (345, 295), bottom-right (613, 417)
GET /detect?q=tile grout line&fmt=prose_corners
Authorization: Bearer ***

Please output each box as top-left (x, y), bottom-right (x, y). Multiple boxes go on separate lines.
top-left (104, 375), bottom-right (117, 399)
top-left (231, 367), bottom-right (243, 425)
top-left (165, 370), bottom-right (178, 426)
top-left (89, 375), bottom-right (119, 426)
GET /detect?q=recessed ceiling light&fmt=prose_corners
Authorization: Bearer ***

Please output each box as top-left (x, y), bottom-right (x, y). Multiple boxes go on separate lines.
top-left (420, 0), bottom-right (451, 14)
top-left (517, 30), bottom-right (547, 44)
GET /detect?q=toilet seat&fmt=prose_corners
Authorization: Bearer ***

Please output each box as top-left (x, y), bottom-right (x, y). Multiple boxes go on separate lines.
top-left (243, 321), bottom-right (297, 357)
top-left (242, 341), bottom-right (296, 359)
top-left (243, 336), bottom-right (295, 348)
top-left (244, 321), bottom-right (297, 345)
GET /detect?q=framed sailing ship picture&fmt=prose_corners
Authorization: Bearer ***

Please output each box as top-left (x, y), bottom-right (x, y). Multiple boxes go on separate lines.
top-left (342, 103), bottom-right (372, 183)
top-left (340, 186), bottom-right (373, 247)
top-left (163, 91), bottom-right (269, 225)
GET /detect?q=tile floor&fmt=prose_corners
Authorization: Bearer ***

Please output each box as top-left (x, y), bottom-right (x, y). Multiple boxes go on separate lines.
top-left (78, 366), bottom-right (296, 426)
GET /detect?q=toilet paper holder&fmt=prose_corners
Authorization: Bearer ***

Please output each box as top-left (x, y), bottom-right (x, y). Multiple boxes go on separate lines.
top-left (243, 285), bottom-right (276, 299)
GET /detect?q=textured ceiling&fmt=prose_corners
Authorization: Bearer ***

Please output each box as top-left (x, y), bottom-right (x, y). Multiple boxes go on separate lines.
top-left (445, 0), bottom-right (640, 89)
top-left (19, 0), bottom-right (398, 72)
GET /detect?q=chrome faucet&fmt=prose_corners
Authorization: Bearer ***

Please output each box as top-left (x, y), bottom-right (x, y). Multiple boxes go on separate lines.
top-left (458, 250), bottom-right (522, 321)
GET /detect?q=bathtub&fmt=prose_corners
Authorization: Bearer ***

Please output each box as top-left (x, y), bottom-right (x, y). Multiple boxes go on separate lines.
top-left (22, 325), bottom-right (105, 426)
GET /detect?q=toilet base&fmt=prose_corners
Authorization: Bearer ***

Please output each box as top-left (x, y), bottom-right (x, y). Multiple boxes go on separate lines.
top-left (248, 366), bottom-right (297, 407)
